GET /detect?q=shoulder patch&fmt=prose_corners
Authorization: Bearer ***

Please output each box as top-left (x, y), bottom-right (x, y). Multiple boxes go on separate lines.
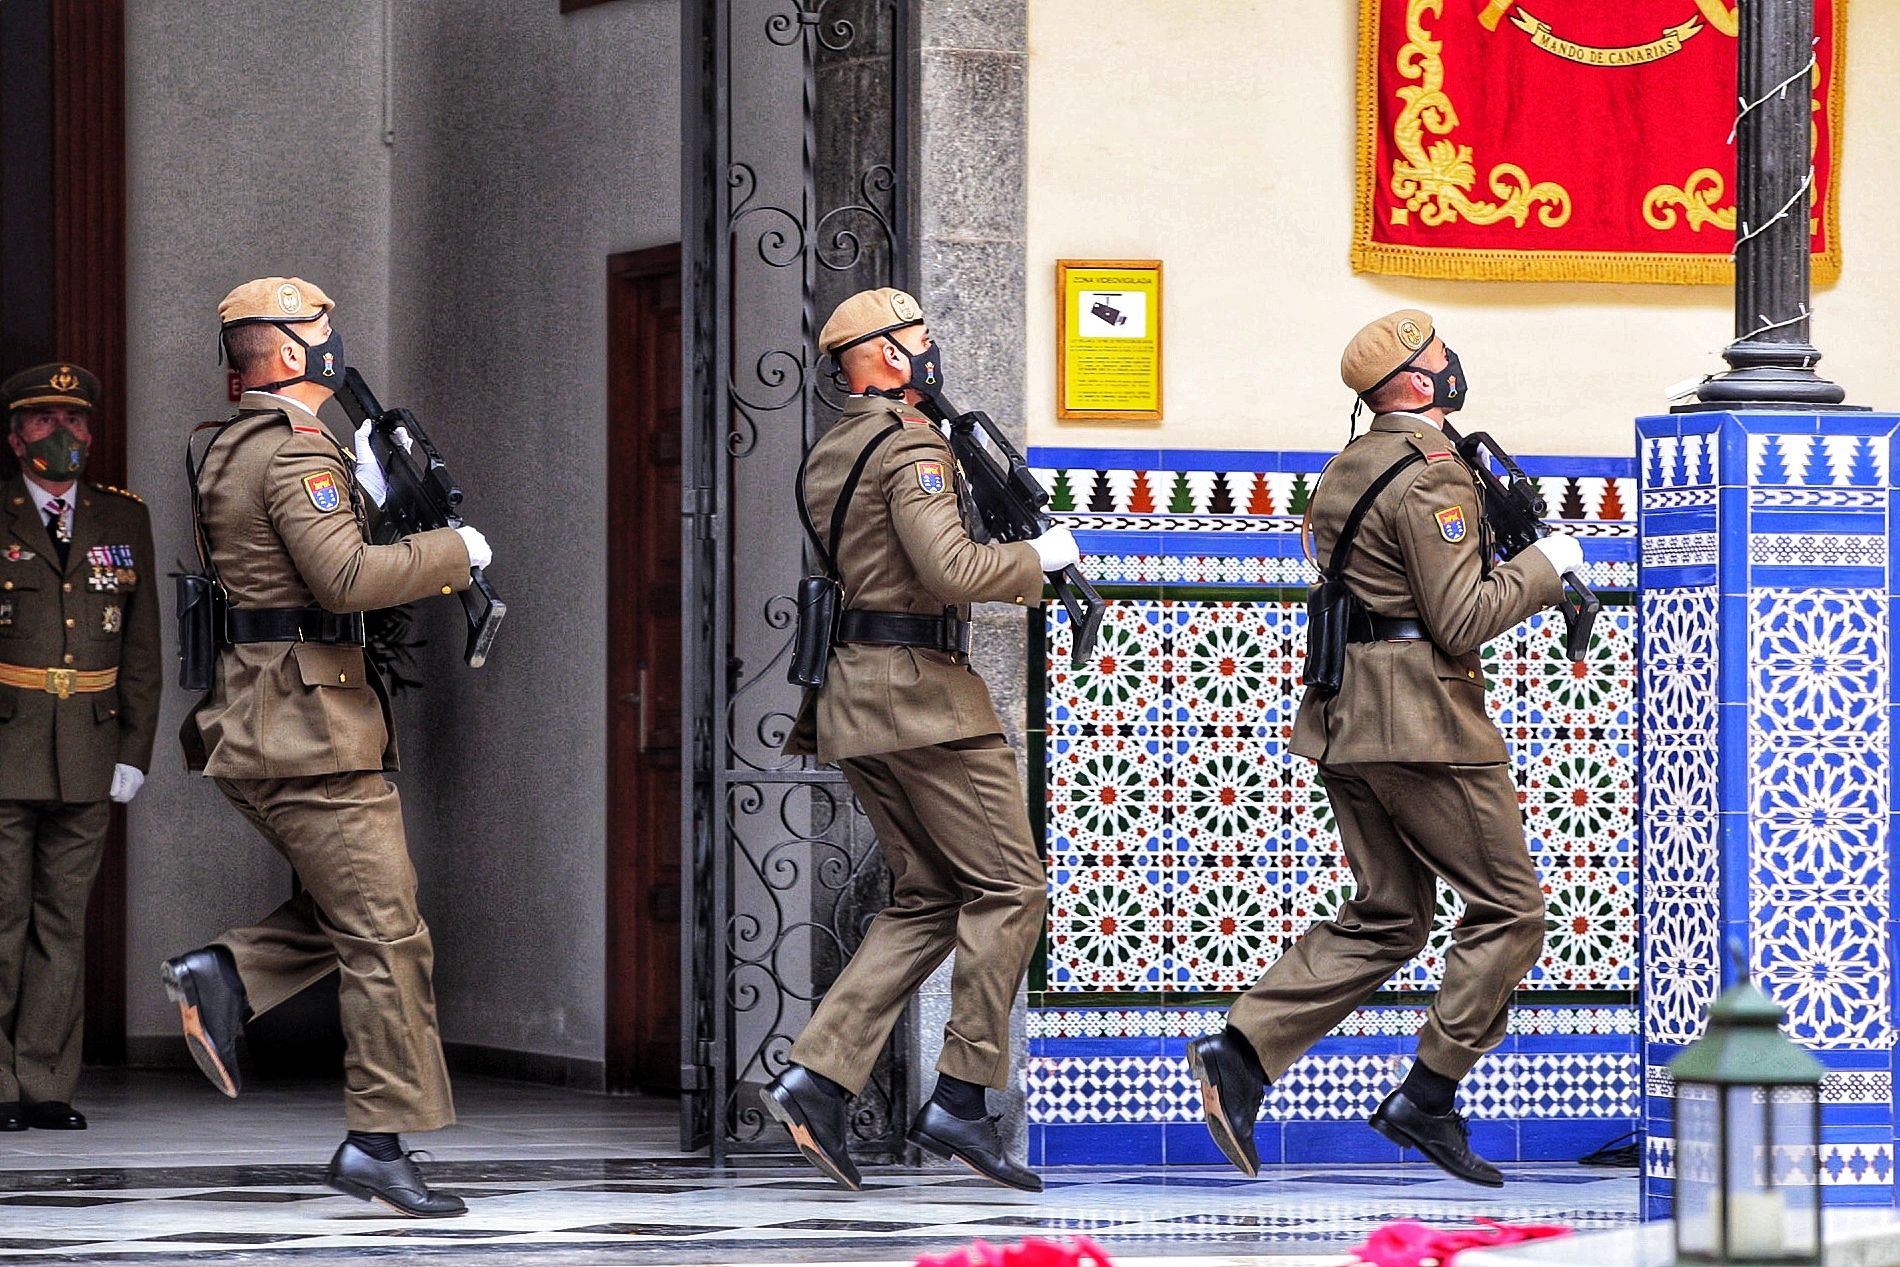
top-left (89, 482), bottom-right (144, 504)
top-left (302, 470), bottom-right (343, 513)
top-left (916, 460), bottom-right (947, 494)
top-left (1435, 505), bottom-right (1468, 543)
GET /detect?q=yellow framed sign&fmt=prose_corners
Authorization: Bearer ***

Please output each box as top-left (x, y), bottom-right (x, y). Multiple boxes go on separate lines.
top-left (1057, 259), bottom-right (1162, 421)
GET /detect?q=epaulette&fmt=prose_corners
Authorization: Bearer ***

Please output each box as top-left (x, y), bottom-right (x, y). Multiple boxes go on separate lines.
top-left (1399, 429), bottom-right (1459, 463)
top-left (89, 482), bottom-right (143, 504)
top-left (288, 419), bottom-right (326, 435)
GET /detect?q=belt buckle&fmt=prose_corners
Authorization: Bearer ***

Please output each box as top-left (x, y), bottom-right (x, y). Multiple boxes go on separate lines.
top-left (44, 668), bottom-right (76, 699)
top-left (942, 607), bottom-right (967, 657)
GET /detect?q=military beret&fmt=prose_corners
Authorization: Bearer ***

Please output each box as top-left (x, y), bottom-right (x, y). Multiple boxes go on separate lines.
top-left (219, 276), bottom-right (334, 327)
top-left (2, 362), bottom-right (100, 413)
top-left (819, 287), bottom-right (925, 354)
top-left (1340, 309), bottom-right (1435, 394)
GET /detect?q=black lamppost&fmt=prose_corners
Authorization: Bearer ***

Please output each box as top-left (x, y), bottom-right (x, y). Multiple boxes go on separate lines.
top-left (1692, 0), bottom-right (1846, 409)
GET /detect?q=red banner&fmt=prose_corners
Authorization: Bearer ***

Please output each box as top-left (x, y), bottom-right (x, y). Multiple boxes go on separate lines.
top-left (1352, 0), bottom-right (1845, 284)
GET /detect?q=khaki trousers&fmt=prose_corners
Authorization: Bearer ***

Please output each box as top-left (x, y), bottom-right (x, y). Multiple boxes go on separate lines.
top-left (213, 772), bottom-right (454, 1133)
top-left (790, 735), bottom-right (1046, 1093)
top-left (1229, 761), bottom-right (1545, 1080)
top-left (0, 799), bottom-right (109, 1104)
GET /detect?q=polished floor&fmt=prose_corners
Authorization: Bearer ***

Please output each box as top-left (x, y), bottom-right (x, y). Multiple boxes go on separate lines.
top-left (0, 1072), bottom-right (1640, 1265)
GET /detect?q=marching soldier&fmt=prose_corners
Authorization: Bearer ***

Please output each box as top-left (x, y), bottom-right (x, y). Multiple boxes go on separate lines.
top-left (1187, 311), bottom-right (1583, 1186)
top-left (161, 278), bottom-right (491, 1217)
top-left (0, 363), bottom-right (160, 1131)
top-left (759, 289), bottom-right (1077, 1193)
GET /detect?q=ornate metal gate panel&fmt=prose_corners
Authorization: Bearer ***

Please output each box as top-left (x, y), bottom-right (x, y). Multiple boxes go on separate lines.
top-left (680, 0), bottom-right (915, 1161)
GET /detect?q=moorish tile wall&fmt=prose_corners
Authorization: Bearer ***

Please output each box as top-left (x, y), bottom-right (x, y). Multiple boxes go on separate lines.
top-left (1025, 445), bottom-right (1639, 1167)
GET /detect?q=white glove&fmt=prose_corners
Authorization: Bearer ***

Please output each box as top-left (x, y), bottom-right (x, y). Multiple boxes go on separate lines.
top-left (455, 525), bottom-right (493, 570)
top-left (109, 763), bottom-right (145, 804)
top-left (1530, 531), bottom-right (1584, 579)
top-left (1030, 525), bottom-right (1080, 573)
top-left (352, 422), bottom-right (387, 508)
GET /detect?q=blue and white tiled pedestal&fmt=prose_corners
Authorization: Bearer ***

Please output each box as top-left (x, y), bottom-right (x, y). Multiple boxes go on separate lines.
top-left (1638, 410), bottom-right (1900, 1218)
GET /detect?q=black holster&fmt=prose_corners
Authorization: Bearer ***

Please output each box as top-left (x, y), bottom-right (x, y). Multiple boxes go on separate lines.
top-left (175, 572), bottom-right (225, 692)
top-left (788, 575), bottom-right (840, 690)
top-left (1301, 577), bottom-right (1357, 698)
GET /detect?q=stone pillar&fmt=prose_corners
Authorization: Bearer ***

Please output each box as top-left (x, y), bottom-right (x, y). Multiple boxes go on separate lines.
top-left (909, 0), bottom-right (1032, 1151)
top-left (1638, 410), bottom-right (1900, 1215)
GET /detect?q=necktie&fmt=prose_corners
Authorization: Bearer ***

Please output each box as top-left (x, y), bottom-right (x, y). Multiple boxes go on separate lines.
top-left (44, 497), bottom-right (70, 544)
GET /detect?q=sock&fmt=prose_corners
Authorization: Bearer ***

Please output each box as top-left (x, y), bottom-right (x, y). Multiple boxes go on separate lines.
top-left (1400, 1059), bottom-right (1457, 1116)
top-left (347, 1130), bottom-right (404, 1161)
top-left (800, 1066), bottom-right (851, 1101)
top-left (929, 1073), bottom-right (987, 1121)
top-left (1223, 1025), bottom-right (1267, 1083)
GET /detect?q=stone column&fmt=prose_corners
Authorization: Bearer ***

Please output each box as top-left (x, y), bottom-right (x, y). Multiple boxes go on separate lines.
top-left (1637, 410), bottom-right (1900, 1215)
top-left (909, 0), bottom-right (1032, 1152)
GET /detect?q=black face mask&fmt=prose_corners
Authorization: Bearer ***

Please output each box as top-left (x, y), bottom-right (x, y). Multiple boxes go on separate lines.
top-left (1422, 346), bottom-right (1467, 413)
top-left (885, 333), bottom-right (944, 404)
top-left (255, 322), bottom-right (345, 393)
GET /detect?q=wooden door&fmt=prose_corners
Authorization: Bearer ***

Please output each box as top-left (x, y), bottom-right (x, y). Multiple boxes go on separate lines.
top-left (606, 244), bottom-right (683, 1093)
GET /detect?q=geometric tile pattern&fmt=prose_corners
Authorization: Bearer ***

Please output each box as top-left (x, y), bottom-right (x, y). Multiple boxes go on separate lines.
top-left (1030, 1005), bottom-right (1640, 1041)
top-left (1637, 410), bottom-right (1900, 1214)
top-left (1042, 600), bottom-right (1638, 994)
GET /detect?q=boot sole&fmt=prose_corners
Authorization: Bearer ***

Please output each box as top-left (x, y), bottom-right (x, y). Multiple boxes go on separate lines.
top-left (1186, 1043), bottom-right (1258, 1178)
top-left (159, 962), bottom-right (238, 1099)
top-left (758, 1084), bottom-right (861, 1192)
top-left (908, 1127), bottom-right (1042, 1193)
top-left (1370, 1112), bottom-right (1504, 1188)
top-left (326, 1174), bottom-right (467, 1218)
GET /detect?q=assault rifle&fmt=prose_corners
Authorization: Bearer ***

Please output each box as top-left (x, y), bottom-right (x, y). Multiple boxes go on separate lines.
top-left (915, 391), bottom-right (1106, 668)
top-left (1439, 422), bottom-right (1599, 662)
top-left (334, 368), bottom-right (506, 668)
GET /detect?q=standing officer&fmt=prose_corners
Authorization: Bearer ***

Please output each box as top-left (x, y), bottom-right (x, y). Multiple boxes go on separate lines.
top-left (760, 288), bottom-right (1077, 1193)
top-left (1187, 311), bottom-right (1584, 1187)
top-left (161, 278), bottom-right (491, 1218)
top-left (0, 363), bottom-right (159, 1131)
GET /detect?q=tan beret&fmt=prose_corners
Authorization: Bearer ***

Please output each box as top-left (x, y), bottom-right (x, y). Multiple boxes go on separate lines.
top-left (218, 276), bottom-right (334, 327)
top-left (819, 287), bottom-right (925, 354)
top-left (1341, 309), bottom-right (1434, 394)
top-left (1, 362), bottom-right (100, 412)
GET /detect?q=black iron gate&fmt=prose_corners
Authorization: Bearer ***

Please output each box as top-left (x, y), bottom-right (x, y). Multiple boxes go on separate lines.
top-left (679, 0), bottom-right (917, 1162)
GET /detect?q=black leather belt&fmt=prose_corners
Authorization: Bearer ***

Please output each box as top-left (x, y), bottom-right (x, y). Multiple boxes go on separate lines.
top-left (1347, 612), bottom-right (1428, 643)
top-left (226, 607), bottom-right (367, 647)
top-left (838, 608), bottom-right (970, 655)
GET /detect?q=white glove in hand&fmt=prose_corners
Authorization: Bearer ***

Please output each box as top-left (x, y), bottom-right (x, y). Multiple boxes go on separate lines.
top-left (455, 525), bottom-right (493, 570)
top-left (109, 763), bottom-right (145, 804)
top-left (352, 422), bottom-right (387, 508)
top-left (1030, 525), bottom-right (1080, 573)
top-left (1530, 531), bottom-right (1584, 580)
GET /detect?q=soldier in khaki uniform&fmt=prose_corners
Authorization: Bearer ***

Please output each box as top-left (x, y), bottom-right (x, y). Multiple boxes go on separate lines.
top-left (759, 289), bottom-right (1078, 1193)
top-left (161, 279), bottom-right (492, 1218)
top-left (1188, 311), bottom-right (1585, 1187)
top-left (0, 363), bottom-right (160, 1131)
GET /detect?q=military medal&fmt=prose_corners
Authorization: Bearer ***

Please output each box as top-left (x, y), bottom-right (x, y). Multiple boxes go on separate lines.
top-left (102, 604), bottom-right (122, 634)
top-left (0, 598), bottom-right (11, 627)
top-left (2, 544), bottom-right (31, 563)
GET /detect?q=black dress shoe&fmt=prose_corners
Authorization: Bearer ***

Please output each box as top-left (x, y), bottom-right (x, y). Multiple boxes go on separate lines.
top-left (24, 1101), bottom-right (85, 1130)
top-left (1369, 1089), bottom-right (1503, 1187)
top-left (325, 1141), bottom-right (467, 1218)
top-left (909, 1101), bottom-right (1042, 1192)
top-left (0, 1103), bottom-right (25, 1132)
top-left (160, 946), bottom-right (248, 1098)
top-left (758, 1065), bottom-right (861, 1191)
top-left (1186, 1032), bottom-right (1264, 1176)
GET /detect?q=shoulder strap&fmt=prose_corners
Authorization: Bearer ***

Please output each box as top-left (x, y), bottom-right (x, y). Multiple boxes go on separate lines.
top-left (186, 409), bottom-right (280, 587)
top-left (1324, 450), bottom-right (1424, 580)
top-left (795, 421), bottom-right (904, 582)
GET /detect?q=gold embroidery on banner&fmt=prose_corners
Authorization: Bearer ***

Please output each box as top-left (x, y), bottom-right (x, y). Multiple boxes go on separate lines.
top-left (1694, 0), bottom-right (1739, 38)
top-left (1645, 169), bottom-right (1736, 232)
top-left (1389, 0), bottom-right (1572, 230)
top-left (1510, 9), bottom-right (1704, 67)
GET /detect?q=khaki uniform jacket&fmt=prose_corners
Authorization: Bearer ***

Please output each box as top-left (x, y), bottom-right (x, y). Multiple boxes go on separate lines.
top-left (182, 393), bottom-right (471, 779)
top-left (785, 395), bottom-right (1044, 763)
top-left (0, 475), bottom-right (162, 801)
top-left (1291, 412), bottom-right (1562, 765)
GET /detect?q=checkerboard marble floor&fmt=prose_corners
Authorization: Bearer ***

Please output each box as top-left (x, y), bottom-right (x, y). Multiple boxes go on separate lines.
top-left (0, 1072), bottom-right (1639, 1264)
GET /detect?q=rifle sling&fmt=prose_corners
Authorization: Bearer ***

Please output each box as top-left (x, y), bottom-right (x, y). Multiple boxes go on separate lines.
top-left (1323, 451), bottom-right (1424, 581)
top-left (795, 421), bottom-right (905, 585)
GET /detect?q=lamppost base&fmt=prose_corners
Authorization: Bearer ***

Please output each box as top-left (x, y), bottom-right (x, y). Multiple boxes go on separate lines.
top-left (1681, 342), bottom-right (1855, 412)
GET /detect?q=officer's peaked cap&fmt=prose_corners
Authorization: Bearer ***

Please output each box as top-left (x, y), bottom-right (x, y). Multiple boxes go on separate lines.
top-left (2, 362), bottom-right (100, 414)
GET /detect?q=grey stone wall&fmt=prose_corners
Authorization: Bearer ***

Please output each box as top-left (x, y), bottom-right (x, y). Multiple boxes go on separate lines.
top-left (121, 0), bottom-right (681, 1075)
top-left (909, 0), bottom-right (1032, 1144)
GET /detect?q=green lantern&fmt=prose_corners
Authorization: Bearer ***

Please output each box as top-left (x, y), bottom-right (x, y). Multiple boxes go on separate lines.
top-left (1669, 980), bottom-right (1825, 1265)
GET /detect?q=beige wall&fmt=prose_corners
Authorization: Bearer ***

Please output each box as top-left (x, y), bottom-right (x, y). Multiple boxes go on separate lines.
top-left (1026, 2), bottom-right (1900, 455)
